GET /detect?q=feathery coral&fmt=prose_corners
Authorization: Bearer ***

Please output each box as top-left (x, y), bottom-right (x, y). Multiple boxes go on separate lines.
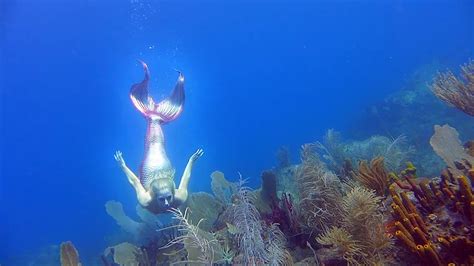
top-left (264, 223), bottom-right (291, 266)
top-left (163, 207), bottom-right (224, 264)
top-left (431, 59), bottom-right (474, 116)
top-left (353, 157), bottom-right (390, 196)
top-left (316, 226), bottom-right (364, 265)
top-left (231, 178), bottom-right (267, 265)
top-left (296, 143), bottom-right (343, 231)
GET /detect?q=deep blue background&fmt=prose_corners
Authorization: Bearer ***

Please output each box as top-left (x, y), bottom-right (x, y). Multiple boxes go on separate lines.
top-left (1, 0), bottom-right (472, 261)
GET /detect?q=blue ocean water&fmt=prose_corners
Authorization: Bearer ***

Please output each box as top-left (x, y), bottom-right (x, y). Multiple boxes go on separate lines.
top-left (1, 0), bottom-right (472, 264)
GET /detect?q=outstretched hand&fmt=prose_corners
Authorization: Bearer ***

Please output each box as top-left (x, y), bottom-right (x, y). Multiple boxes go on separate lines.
top-left (190, 148), bottom-right (204, 163)
top-left (114, 150), bottom-right (126, 167)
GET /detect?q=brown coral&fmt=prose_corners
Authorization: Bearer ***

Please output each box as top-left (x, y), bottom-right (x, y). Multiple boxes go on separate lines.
top-left (431, 59), bottom-right (474, 116)
top-left (353, 157), bottom-right (390, 196)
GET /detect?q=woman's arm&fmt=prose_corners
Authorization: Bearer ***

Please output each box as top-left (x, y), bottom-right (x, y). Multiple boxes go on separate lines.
top-left (114, 151), bottom-right (151, 206)
top-left (175, 149), bottom-right (204, 201)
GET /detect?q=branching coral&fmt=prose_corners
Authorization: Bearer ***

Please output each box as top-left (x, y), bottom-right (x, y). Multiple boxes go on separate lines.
top-left (389, 164), bottom-right (474, 265)
top-left (296, 143), bottom-right (343, 232)
top-left (352, 156), bottom-right (391, 196)
top-left (231, 178), bottom-right (268, 265)
top-left (342, 186), bottom-right (393, 264)
top-left (431, 59), bottom-right (474, 116)
top-left (314, 129), bottom-right (346, 170)
top-left (316, 186), bottom-right (393, 265)
top-left (264, 224), bottom-right (292, 266)
top-left (163, 207), bottom-right (225, 265)
top-left (316, 226), bottom-right (365, 265)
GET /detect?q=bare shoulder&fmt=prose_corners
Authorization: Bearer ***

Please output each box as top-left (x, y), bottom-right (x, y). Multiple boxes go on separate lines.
top-left (174, 189), bottom-right (188, 206)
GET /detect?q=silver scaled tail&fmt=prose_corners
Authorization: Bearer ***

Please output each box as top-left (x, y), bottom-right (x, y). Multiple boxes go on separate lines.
top-left (130, 61), bottom-right (185, 188)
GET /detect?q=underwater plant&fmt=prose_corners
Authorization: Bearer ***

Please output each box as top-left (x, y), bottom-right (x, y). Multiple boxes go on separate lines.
top-left (231, 178), bottom-right (268, 265)
top-left (162, 207), bottom-right (225, 265)
top-left (296, 143), bottom-right (343, 232)
top-left (316, 186), bottom-right (393, 265)
top-left (264, 223), bottom-right (292, 266)
top-left (316, 226), bottom-right (365, 265)
top-left (352, 156), bottom-right (390, 196)
top-left (315, 129), bottom-right (414, 174)
top-left (431, 59), bottom-right (474, 116)
top-left (314, 129), bottom-right (347, 170)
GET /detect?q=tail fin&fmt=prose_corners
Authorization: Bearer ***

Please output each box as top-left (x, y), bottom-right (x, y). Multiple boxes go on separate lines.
top-left (130, 61), bottom-right (185, 123)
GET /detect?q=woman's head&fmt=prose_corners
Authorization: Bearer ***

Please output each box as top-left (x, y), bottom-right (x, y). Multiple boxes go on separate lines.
top-left (149, 178), bottom-right (175, 208)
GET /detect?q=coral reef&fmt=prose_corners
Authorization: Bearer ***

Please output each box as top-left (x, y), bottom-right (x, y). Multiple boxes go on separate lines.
top-left (276, 146), bottom-right (292, 169)
top-left (186, 192), bottom-right (225, 232)
top-left (94, 110), bottom-right (472, 265)
top-left (60, 241), bottom-right (81, 266)
top-left (264, 223), bottom-right (292, 266)
top-left (316, 226), bottom-right (364, 265)
top-left (163, 208), bottom-right (226, 264)
top-left (431, 59), bottom-right (474, 116)
top-left (316, 129), bottom-right (414, 174)
top-left (102, 242), bottom-right (147, 266)
top-left (389, 163), bottom-right (474, 265)
top-left (210, 170), bottom-right (237, 205)
top-left (105, 200), bottom-right (164, 245)
top-left (352, 156), bottom-right (390, 196)
top-left (231, 178), bottom-right (268, 265)
top-left (316, 186), bottom-right (393, 265)
top-left (296, 143), bottom-right (343, 232)
top-left (351, 61), bottom-right (474, 177)
top-left (430, 124), bottom-right (474, 178)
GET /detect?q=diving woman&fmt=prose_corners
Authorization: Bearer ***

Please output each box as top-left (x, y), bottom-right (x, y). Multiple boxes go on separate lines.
top-left (114, 61), bottom-right (203, 214)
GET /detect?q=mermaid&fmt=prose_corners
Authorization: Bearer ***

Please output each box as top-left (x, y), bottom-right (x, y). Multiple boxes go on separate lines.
top-left (114, 61), bottom-right (203, 214)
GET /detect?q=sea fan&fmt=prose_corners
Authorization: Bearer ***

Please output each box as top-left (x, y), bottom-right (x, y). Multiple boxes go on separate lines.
top-left (231, 177), bottom-right (268, 265)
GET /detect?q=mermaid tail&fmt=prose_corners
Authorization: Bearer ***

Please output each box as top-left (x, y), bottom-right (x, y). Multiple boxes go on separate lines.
top-left (130, 61), bottom-right (185, 188)
top-left (130, 60), bottom-right (185, 123)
